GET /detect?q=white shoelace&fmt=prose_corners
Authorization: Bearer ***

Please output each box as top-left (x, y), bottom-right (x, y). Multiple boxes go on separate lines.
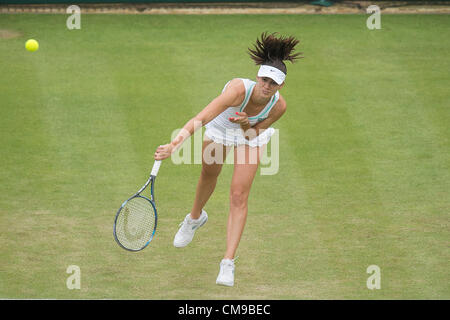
top-left (179, 216), bottom-right (191, 230)
top-left (178, 214), bottom-right (202, 231)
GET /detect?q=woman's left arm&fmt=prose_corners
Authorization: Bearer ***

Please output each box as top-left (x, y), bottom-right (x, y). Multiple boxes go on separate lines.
top-left (233, 95), bottom-right (287, 140)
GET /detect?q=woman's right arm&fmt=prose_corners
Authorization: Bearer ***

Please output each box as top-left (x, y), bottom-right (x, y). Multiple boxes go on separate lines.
top-left (154, 79), bottom-right (244, 160)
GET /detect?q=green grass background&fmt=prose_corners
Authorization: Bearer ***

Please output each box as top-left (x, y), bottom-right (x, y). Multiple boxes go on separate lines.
top-left (0, 14), bottom-right (449, 299)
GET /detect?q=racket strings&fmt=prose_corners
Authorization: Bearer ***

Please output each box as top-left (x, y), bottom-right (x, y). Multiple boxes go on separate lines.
top-left (115, 197), bottom-right (156, 250)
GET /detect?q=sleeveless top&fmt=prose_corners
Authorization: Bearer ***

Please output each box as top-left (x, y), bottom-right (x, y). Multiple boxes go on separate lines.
top-left (205, 78), bottom-right (279, 130)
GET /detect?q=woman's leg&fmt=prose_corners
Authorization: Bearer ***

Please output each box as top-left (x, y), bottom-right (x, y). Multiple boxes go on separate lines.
top-left (224, 143), bottom-right (265, 259)
top-left (190, 139), bottom-right (231, 219)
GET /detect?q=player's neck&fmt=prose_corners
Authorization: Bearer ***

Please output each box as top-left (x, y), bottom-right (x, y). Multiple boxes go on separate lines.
top-left (250, 91), bottom-right (271, 106)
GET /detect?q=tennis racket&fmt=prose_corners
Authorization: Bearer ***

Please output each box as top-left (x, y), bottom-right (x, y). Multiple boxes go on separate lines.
top-left (114, 160), bottom-right (162, 252)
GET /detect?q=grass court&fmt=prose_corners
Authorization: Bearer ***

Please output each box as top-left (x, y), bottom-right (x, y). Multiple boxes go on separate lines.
top-left (0, 13), bottom-right (449, 299)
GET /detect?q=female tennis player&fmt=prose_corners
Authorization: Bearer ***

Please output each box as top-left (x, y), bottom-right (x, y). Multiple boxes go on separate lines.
top-left (154, 32), bottom-right (301, 287)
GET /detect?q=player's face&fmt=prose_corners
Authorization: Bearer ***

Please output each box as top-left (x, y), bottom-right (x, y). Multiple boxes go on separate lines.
top-left (256, 76), bottom-right (284, 98)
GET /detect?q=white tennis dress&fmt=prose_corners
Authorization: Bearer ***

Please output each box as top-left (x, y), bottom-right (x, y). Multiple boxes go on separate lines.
top-left (204, 78), bottom-right (278, 147)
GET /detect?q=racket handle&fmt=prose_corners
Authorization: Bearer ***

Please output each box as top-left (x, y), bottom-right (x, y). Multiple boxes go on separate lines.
top-left (151, 160), bottom-right (162, 177)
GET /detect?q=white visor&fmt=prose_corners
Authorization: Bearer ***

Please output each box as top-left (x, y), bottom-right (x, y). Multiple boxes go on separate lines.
top-left (257, 65), bottom-right (286, 85)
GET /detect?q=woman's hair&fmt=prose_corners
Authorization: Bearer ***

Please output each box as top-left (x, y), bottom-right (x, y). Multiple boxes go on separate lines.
top-left (248, 32), bottom-right (302, 74)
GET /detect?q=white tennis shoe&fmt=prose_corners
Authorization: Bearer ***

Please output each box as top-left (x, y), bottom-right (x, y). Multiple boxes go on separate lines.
top-left (216, 258), bottom-right (235, 287)
top-left (173, 210), bottom-right (208, 248)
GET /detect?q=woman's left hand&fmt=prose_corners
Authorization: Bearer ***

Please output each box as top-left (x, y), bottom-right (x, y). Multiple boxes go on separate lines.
top-left (229, 112), bottom-right (250, 129)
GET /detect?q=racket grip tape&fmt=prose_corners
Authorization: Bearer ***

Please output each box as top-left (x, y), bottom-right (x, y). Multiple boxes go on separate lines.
top-left (151, 160), bottom-right (162, 177)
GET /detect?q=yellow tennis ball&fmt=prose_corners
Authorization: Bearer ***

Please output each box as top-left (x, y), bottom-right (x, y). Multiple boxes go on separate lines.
top-left (25, 39), bottom-right (39, 52)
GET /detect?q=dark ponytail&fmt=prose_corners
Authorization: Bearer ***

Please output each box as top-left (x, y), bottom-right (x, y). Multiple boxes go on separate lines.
top-left (248, 32), bottom-right (302, 74)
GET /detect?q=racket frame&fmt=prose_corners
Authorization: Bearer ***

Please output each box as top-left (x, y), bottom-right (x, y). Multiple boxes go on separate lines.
top-left (113, 161), bottom-right (161, 252)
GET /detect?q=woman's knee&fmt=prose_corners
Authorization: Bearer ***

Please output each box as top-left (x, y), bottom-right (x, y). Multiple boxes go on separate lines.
top-left (201, 163), bottom-right (222, 180)
top-left (229, 188), bottom-right (249, 209)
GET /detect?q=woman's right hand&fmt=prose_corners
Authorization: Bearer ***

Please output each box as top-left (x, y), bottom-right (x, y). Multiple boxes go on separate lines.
top-left (154, 144), bottom-right (173, 160)
top-left (154, 136), bottom-right (183, 160)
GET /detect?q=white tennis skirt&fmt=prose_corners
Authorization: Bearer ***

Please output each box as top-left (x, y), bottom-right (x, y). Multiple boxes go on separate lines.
top-left (204, 123), bottom-right (275, 148)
